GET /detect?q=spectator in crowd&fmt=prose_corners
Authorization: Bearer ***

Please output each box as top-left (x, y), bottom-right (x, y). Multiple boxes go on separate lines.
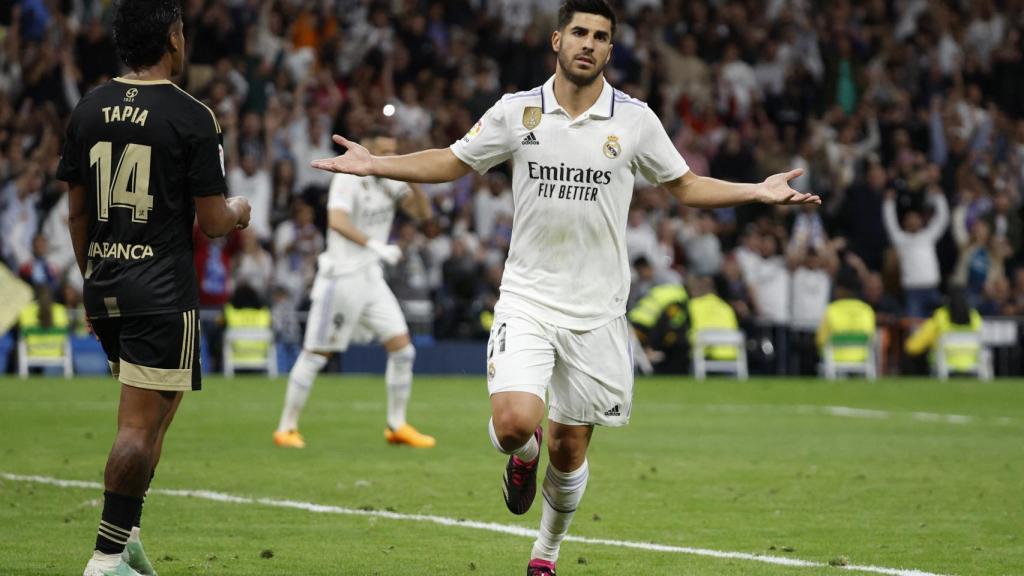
top-left (883, 188), bottom-right (950, 317)
top-left (273, 198), bottom-right (322, 302)
top-left (18, 233), bottom-right (60, 293)
top-left (1, 163), bottom-right (43, 269)
top-left (233, 228), bottom-right (275, 304)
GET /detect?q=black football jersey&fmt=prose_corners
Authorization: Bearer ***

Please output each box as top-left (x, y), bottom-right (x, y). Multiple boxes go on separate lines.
top-left (56, 78), bottom-right (227, 319)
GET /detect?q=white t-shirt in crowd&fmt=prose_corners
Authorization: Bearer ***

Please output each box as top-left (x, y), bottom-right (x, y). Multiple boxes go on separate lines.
top-left (319, 173), bottom-right (410, 277)
top-left (450, 75), bottom-right (690, 330)
top-left (790, 266), bottom-right (831, 327)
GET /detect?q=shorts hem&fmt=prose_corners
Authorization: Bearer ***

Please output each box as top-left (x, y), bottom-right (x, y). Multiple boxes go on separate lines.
top-left (488, 384), bottom-right (546, 401)
top-left (548, 407), bottom-right (631, 428)
top-left (119, 360), bottom-right (196, 392)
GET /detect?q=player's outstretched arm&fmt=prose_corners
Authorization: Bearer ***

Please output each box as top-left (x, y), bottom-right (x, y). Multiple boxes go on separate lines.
top-left (311, 135), bottom-right (473, 184)
top-left (664, 169), bottom-right (820, 208)
top-left (196, 195), bottom-right (251, 238)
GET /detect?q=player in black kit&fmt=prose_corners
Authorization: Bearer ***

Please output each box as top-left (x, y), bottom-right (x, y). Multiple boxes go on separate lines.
top-left (55, 1), bottom-right (251, 574)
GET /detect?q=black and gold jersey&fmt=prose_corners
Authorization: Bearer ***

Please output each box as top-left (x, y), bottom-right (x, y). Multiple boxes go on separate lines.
top-left (57, 77), bottom-right (227, 319)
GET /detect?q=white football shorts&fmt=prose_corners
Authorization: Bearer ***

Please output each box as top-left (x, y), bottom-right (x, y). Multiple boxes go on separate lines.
top-left (303, 267), bottom-right (408, 352)
top-left (486, 307), bottom-right (634, 427)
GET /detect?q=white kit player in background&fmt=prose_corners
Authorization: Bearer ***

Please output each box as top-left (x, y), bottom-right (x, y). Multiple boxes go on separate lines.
top-left (309, 1), bottom-right (819, 573)
top-left (274, 128), bottom-right (437, 449)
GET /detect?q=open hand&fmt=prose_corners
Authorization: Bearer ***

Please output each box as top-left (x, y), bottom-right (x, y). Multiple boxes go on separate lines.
top-left (310, 135), bottom-right (374, 176)
top-left (759, 169), bottom-right (820, 205)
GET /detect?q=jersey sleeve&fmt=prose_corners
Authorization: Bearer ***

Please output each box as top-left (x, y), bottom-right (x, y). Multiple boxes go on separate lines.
top-left (449, 100), bottom-right (515, 174)
top-left (633, 107), bottom-right (690, 185)
top-left (186, 110), bottom-right (228, 198)
top-left (327, 173), bottom-right (358, 211)
top-left (55, 112), bottom-right (82, 184)
top-left (386, 179), bottom-right (412, 203)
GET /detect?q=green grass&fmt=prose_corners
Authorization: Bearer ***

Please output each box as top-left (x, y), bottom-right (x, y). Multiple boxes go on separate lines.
top-left (1, 375), bottom-right (1022, 575)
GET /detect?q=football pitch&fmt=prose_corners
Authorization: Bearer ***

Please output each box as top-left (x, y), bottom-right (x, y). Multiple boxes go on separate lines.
top-left (1, 375), bottom-right (1021, 576)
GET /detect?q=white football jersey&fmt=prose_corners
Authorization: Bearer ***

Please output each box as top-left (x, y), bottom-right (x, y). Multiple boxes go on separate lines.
top-left (450, 75), bottom-right (689, 330)
top-left (319, 173), bottom-right (410, 276)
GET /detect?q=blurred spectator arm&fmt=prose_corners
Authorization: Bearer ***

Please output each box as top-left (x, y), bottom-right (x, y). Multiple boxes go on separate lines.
top-left (951, 201), bottom-right (969, 247)
top-left (882, 193), bottom-right (905, 244)
top-left (929, 97), bottom-right (948, 166)
top-left (924, 188), bottom-right (950, 240)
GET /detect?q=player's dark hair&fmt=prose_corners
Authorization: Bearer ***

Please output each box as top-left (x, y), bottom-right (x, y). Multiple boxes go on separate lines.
top-left (113, 0), bottom-right (182, 70)
top-left (558, 0), bottom-right (616, 36)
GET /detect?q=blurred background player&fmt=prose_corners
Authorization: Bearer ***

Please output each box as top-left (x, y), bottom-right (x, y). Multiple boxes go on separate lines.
top-left (274, 127), bottom-right (435, 449)
top-left (309, 1), bottom-right (819, 573)
top-left (56, 0), bottom-right (251, 574)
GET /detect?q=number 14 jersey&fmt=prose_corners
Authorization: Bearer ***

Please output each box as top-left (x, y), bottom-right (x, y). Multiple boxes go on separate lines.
top-left (57, 77), bottom-right (227, 319)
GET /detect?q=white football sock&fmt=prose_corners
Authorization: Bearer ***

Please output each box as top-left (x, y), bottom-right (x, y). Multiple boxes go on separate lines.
top-left (277, 351), bottom-right (328, 432)
top-left (531, 460), bottom-right (589, 562)
top-left (85, 550), bottom-right (121, 571)
top-left (385, 344), bottom-right (415, 430)
top-left (488, 417), bottom-right (540, 462)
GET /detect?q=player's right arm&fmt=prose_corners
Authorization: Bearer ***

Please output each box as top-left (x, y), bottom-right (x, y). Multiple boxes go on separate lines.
top-left (312, 100), bottom-right (515, 183)
top-left (312, 138), bottom-right (472, 183)
top-left (196, 195), bottom-right (251, 238)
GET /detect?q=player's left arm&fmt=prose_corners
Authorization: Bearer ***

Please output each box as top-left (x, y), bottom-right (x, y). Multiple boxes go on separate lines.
top-left (661, 170), bottom-right (820, 208)
top-left (67, 183), bottom-right (89, 276)
top-left (399, 183), bottom-right (432, 222)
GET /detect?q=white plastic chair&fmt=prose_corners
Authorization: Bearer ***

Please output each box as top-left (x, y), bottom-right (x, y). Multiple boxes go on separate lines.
top-left (692, 329), bottom-right (747, 380)
top-left (822, 331), bottom-right (877, 381)
top-left (223, 327), bottom-right (277, 377)
top-left (935, 331), bottom-right (990, 381)
top-left (18, 331), bottom-right (73, 378)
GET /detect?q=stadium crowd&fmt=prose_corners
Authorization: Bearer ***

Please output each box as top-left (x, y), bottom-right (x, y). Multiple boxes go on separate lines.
top-left (2, 0), bottom-right (1023, 354)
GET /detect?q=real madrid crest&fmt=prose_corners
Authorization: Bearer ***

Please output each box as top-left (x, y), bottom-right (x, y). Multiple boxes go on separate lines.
top-left (487, 361), bottom-right (496, 381)
top-left (522, 107), bottom-right (542, 130)
top-left (603, 135), bottom-right (621, 159)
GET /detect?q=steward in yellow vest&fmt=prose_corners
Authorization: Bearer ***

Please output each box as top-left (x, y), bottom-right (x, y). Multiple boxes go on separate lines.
top-left (19, 288), bottom-right (70, 360)
top-left (905, 286), bottom-right (982, 372)
top-left (816, 269), bottom-right (875, 363)
top-left (687, 276), bottom-right (740, 361)
top-left (628, 284), bottom-right (689, 373)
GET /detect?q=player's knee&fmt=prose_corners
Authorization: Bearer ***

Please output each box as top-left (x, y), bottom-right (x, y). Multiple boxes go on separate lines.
top-left (491, 410), bottom-right (536, 449)
top-left (388, 343), bottom-right (415, 365)
top-left (296, 351), bottom-right (329, 375)
top-left (111, 428), bottom-right (157, 467)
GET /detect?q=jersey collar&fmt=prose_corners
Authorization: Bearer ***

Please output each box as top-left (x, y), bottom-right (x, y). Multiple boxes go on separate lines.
top-left (113, 77), bottom-right (173, 85)
top-left (540, 75), bottom-right (616, 122)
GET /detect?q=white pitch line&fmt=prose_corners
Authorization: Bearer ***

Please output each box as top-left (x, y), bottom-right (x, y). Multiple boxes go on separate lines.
top-left (1, 472), bottom-right (954, 576)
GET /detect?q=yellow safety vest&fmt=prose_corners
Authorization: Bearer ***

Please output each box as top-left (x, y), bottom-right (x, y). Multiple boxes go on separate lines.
top-left (905, 307), bottom-right (982, 371)
top-left (19, 303), bottom-right (70, 358)
top-left (629, 285), bottom-right (688, 330)
top-left (816, 299), bottom-right (876, 363)
top-left (687, 293), bottom-right (739, 360)
top-left (224, 305), bottom-right (272, 362)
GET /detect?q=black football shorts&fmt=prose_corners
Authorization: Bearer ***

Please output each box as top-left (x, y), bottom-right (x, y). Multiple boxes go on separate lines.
top-left (91, 310), bottom-right (201, 391)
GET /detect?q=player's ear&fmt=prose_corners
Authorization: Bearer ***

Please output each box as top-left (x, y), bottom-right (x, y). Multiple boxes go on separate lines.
top-left (551, 30), bottom-right (561, 53)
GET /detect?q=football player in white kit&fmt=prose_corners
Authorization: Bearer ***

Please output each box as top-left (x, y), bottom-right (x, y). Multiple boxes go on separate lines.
top-left (310, 1), bottom-right (820, 573)
top-left (274, 128), bottom-right (436, 449)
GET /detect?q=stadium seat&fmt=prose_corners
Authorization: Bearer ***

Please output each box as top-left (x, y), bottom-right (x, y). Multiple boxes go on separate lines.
top-left (822, 331), bottom-right (877, 380)
top-left (17, 316), bottom-right (73, 379)
top-left (223, 305), bottom-right (277, 377)
top-left (692, 328), bottom-right (747, 380)
top-left (935, 331), bottom-right (991, 381)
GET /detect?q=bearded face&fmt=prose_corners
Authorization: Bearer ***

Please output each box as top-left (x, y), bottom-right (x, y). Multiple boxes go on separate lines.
top-left (553, 13), bottom-right (613, 87)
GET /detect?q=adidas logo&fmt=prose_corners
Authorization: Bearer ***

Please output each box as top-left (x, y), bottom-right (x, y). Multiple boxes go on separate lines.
top-left (521, 132), bottom-right (540, 145)
top-left (603, 405), bottom-right (621, 417)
